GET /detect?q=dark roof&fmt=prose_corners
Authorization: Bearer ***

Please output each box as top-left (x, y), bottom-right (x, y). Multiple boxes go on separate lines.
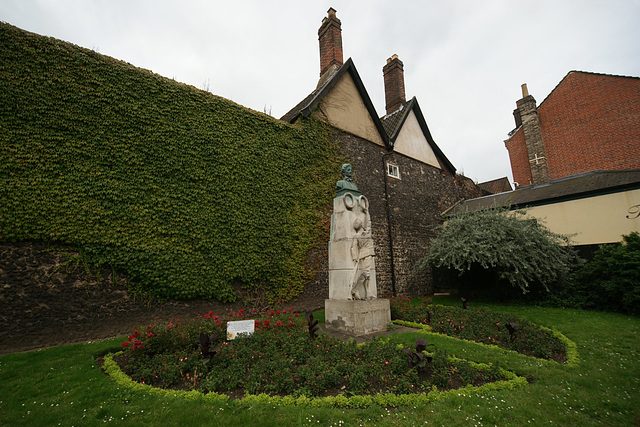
top-left (449, 169), bottom-right (640, 214)
top-left (379, 97), bottom-right (456, 175)
top-left (478, 177), bottom-right (513, 195)
top-left (380, 103), bottom-right (407, 137)
top-left (280, 58), bottom-right (391, 149)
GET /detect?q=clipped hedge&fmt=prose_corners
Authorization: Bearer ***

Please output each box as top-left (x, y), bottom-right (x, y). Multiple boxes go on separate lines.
top-left (103, 349), bottom-right (527, 409)
top-left (0, 23), bottom-right (340, 302)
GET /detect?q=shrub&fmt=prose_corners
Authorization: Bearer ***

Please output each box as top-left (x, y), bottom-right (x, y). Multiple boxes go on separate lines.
top-left (550, 232), bottom-right (640, 315)
top-left (418, 208), bottom-right (580, 297)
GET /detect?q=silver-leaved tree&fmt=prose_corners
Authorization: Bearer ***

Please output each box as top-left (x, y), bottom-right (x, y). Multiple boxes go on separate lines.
top-left (418, 208), bottom-right (581, 295)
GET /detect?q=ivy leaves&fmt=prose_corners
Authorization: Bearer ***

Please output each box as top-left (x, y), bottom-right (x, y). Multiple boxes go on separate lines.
top-left (0, 23), bottom-right (340, 302)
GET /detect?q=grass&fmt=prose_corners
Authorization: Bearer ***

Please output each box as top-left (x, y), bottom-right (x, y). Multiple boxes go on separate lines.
top-left (1, 299), bottom-right (639, 426)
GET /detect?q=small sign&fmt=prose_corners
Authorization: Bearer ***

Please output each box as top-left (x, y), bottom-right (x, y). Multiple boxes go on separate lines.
top-left (226, 320), bottom-right (255, 340)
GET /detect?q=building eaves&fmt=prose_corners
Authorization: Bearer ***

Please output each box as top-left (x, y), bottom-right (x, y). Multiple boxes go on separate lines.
top-left (409, 98), bottom-right (456, 175)
top-left (450, 169), bottom-right (640, 214)
top-left (380, 97), bottom-right (457, 175)
top-left (280, 58), bottom-right (391, 149)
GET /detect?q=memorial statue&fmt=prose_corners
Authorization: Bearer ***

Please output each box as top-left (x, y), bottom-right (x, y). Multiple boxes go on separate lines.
top-left (326, 163), bottom-right (390, 335)
top-left (350, 218), bottom-right (375, 300)
top-left (336, 163), bottom-right (361, 197)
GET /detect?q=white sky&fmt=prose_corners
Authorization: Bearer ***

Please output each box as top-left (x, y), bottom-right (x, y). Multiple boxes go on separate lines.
top-left (2, 0), bottom-right (639, 184)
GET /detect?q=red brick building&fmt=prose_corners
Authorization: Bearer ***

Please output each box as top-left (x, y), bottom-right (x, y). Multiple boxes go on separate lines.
top-left (505, 71), bottom-right (640, 187)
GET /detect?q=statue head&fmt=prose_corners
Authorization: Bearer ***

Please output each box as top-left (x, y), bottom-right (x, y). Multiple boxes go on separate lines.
top-left (341, 163), bottom-right (353, 178)
top-left (353, 218), bottom-right (363, 231)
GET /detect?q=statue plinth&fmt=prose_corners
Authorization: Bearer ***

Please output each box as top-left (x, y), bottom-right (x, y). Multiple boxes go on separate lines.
top-left (325, 299), bottom-right (391, 336)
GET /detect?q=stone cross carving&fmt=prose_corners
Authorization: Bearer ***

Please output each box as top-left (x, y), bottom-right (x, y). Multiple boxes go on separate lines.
top-left (328, 163), bottom-right (377, 300)
top-left (529, 153), bottom-right (546, 165)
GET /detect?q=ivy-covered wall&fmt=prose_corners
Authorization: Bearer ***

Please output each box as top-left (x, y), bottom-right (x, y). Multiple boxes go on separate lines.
top-left (0, 23), bottom-right (341, 302)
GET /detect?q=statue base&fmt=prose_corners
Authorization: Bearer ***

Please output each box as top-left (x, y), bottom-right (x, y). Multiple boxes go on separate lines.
top-left (324, 299), bottom-right (391, 336)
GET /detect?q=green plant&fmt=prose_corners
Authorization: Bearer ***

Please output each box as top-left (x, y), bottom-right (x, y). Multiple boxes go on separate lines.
top-left (418, 207), bottom-right (580, 295)
top-left (563, 232), bottom-right (640, 315)
top-left (402, 338), bottom-right (432, 369)
top-left (0, 22), bottom-right (341, 303)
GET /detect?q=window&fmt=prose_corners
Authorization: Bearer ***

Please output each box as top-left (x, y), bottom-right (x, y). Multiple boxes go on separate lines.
top-left (387, 162), bottom-right (400, 179)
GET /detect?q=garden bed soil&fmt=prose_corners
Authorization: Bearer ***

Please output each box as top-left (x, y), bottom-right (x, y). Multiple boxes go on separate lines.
top-left (0, 241), bottom-right (327, 355)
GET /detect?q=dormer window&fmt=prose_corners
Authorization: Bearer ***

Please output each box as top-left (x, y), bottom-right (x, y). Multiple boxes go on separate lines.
top-left (387, 163), bottom-right (400, 179)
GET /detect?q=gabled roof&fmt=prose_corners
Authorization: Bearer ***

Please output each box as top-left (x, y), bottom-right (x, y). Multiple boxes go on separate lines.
top-left (280, 58), bottom-right (391, 149)
top-left (449, 169), bottom-right (640, 214)
top-left (478, 177), bottom-right (513, 195)
top-left (506, 71), bottom-right (640, 139)
top-left (380, 97), bottom-right (456, 175)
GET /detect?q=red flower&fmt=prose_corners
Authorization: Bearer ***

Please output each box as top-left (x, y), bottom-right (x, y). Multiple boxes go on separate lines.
top-left (213, 315), bottom-right (219, 321)
top-left (275, 320), bottom-right (283, 327)
top-left (122, 341), bottom-right (130, 347)
top-left (295, 313), bottom-right (299, 317)
top-left (147, 332), bottom-right (153, 338)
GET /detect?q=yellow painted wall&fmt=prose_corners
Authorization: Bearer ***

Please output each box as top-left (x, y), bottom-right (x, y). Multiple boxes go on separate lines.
top-left (521, 188), bottom-right (640, 245)
top-left (313, 73), bottom-right (385, 146)
top-left (393, 110), bottom-right (440, 169)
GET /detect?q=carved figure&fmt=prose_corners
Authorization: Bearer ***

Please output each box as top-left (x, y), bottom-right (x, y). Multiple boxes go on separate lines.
top-left (350, 218), bottom-right (375, 299)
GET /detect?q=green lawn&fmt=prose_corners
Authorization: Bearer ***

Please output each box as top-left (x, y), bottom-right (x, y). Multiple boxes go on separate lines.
top-left (1, 300), bottom-right (638, 426)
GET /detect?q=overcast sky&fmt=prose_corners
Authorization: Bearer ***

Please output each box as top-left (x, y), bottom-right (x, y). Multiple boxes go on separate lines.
top-left (2, 0), bottom-right (639, 184)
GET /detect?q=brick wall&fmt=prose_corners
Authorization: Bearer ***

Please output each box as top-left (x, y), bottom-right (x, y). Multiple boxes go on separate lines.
top-left (505, 129), bottom-right (534, 186)
top-left (505, 72), bottom-right (640, 186)
top-left (540, 72), bottom-right (640, 179)
top-left (334, 132), bottom-right (482, 297)
top-left (318, 8), bottom-right (343, 77)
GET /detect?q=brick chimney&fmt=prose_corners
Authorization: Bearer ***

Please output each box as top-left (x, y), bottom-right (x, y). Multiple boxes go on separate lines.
top-left (516, 83), bottom-right (549, 185)
top-left (383, 54), bottom-right (406, 115)
top-left (318, 8), bottom-right (343, 77)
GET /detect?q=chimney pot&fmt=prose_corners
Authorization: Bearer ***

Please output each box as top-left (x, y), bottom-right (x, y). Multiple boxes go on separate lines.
top-left (521, 83), bottom-right (529, 98)
top-left (318, 8), bottom-right (343, 77)
top-left (383, 54), bottom-right (406, 115)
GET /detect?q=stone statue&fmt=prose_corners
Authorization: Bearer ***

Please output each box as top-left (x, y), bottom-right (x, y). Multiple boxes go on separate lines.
top-left (336, 163), bottom-right (361, 197)
top-left (350, 218), bottom-right (375, 300)
top-left (326, 163), bottom-right (390, 335)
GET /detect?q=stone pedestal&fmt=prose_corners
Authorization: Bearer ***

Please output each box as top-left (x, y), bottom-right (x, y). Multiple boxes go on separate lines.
top-left (325, 299), bottom-right (391, 336)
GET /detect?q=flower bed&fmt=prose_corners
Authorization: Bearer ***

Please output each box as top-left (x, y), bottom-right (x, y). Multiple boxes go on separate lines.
top-left (114, 308), bottom-right (514, 400)
top-left (390, 296), bottom-right (567, 362)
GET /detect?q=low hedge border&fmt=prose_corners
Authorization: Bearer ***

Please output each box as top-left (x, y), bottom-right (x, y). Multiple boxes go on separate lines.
top-left (102, 348), bottom-right (527, 408)
top-left (391, 319), bottom-right (579, 366)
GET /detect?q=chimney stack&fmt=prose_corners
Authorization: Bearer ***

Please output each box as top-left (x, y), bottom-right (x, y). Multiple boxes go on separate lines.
top-left (515, 84), bottom-right (549, 185)
top-left (383, 54), bottom-right (406, 115)
top-left (318, 8), bottom-right (343, 77)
